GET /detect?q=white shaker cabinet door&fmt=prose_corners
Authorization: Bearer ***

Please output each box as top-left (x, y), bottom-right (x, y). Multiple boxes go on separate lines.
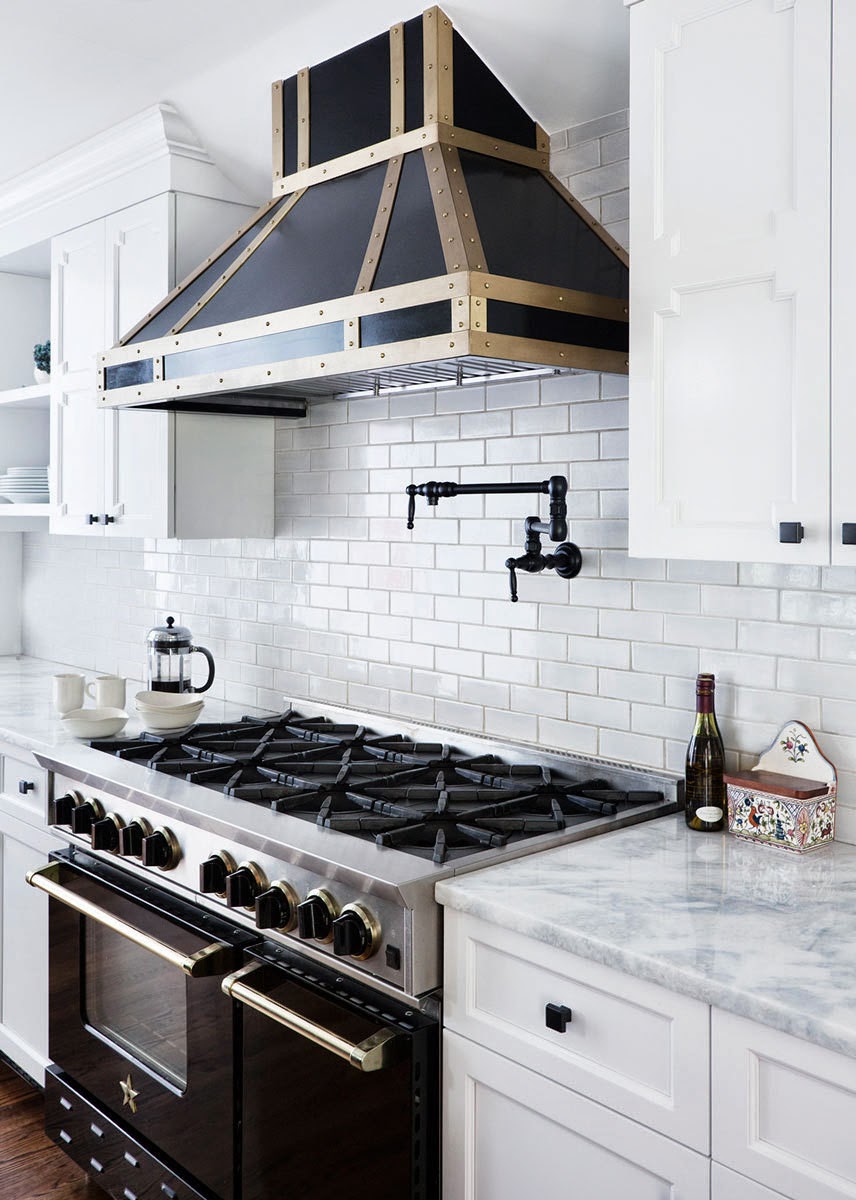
top-left (50, 387), bottom-right (104, 535)
top-left (629, 0), bottom-right (831, 563)
top-left (103, 197), bottom-right (174, 538)
top-left (831, 0), bottom-right (856, 565)
top-left (51, 218), bottom-right (106, 389)
top-left (443, 1030), bottom-right (710, 1200)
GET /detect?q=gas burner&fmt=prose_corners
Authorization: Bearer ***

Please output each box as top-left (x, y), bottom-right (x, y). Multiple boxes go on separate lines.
top-left (89, 710), bottom-right (666, 860)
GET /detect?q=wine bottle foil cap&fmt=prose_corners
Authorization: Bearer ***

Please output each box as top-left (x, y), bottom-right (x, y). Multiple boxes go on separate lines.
top-left (696, 674), bottom-right (715, 693)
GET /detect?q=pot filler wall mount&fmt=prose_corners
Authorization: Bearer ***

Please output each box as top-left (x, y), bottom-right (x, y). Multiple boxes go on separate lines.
top-left (96, 7), bottom-right (628, 418)
top-left (407, 475), bottom-right (582, 601)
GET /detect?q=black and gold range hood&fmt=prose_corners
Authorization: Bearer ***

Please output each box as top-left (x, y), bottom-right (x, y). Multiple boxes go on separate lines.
top-left (98, 8), bottom-right (629, 417)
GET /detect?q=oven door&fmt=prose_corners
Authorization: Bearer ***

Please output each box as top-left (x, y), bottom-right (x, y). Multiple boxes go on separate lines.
top-left (223, 944), bottom-right (438, 1200)
top-left (28, 848), bottom-right (256, 1200)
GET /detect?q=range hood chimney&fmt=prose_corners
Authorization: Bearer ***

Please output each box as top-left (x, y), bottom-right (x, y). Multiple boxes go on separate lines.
top-left (98, 7), bottom-right (629, 417)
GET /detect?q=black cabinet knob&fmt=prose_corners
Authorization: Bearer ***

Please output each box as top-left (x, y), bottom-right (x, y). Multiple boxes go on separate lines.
top-left (779, 521), bottom-right (805, 544)
top-left (53, 793), bottom-right (77, 825)
top-left (18, 780), bottom-right (35, 795)
top-left (332, 904), bottom-right (379, 960)
top-left (545, 1003), bottom-right (573, 1033)
top-left (91, 815), bottom-right (123, 853)
top-left (71, 800), bottom-right (103, 837)
top-left (255, 883), bottom-right (299, 931)
top-left (296, 890), bottom-right (338, 942)
top-left (86, 514), bottom-right (98, 525)
top-left (141, 828), bottom-right (180, 871)
top-left (843, 523), bottom-right (856, 546)
top-left (118, 819), bottom-right (151, 857)
top-left (199, 852), bottom-right (236, 896)
top-left (225, 863), bottom-right (266, 910)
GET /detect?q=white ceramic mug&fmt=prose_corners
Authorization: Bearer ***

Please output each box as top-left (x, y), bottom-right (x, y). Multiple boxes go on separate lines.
top-left (86, 675), bottom-right (126, 709)
top-left (52, 673), bottom-right (85, 715)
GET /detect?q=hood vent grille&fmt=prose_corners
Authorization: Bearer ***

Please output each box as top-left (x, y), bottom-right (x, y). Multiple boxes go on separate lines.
top-left (99, 8), bottom-right (628, 417)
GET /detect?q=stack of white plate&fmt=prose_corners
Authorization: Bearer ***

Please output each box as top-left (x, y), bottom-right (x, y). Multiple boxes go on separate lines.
top-left (135, 690), bottom-right (204, 732)
top-left (0, 467), bottom-right (49, 504)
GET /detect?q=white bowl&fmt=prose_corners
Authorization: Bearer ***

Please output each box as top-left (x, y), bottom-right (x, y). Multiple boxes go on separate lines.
top-left (135, 690), bottom-right (205, 711)
top-left (135, 702), bottom-right (204, 733)
top-left (62, 707), bottom-right (129, 738)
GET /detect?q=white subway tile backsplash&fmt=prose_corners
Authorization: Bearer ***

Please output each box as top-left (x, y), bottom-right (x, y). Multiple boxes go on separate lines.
top-left (17, 112), bottom-right (856, 850)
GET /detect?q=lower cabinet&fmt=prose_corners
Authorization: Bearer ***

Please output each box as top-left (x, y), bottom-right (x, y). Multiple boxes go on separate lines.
top-left (0, 749), bottom-right (62, 1084)
top-left (442, 908), bottom-right (856, 1200)
top-left (443, 1030), bottom-right (710, 1200)
top-left (711, 1164), bottom-right (788, 1200)
top-left (713, 1010), bottom-right (856, 1200)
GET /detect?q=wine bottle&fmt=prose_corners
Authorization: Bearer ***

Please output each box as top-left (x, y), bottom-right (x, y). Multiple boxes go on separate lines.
top-left (684, 673), bottom-right (726, 832)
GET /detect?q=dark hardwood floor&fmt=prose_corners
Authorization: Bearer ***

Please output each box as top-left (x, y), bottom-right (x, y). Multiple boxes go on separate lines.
top-left (0, 1060), bottom-right (109, 1199)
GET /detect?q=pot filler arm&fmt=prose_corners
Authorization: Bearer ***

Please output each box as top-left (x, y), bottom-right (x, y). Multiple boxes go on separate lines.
top-left (405, 476), bottom-right (582, 602)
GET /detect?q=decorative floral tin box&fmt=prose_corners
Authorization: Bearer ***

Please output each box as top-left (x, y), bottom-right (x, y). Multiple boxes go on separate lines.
top-left (724, 721), bottom-right (837, 853)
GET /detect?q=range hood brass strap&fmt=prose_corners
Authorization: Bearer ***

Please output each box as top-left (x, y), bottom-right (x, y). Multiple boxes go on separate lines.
top-left (355, 155), bottom-right (404, 294)
top-left (170, 187), bottom-right (307, 336)
top-left (221, 962), bottom-right (405, 1072)
top-left (26, 862), bottom-right (237, 979)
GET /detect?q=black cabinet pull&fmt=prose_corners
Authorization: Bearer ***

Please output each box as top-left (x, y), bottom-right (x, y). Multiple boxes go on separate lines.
top-left (85, 513), bottom-right (97, 525)
top-left (843, 524), bottom-right (856, 546)
top-left (778, 521), bottom-right (805, 544)
top-left (545, 1003), bottom-right (573, 1032)
top-left (18, 780), bottom-right (35, 794)
top-left (100, 514), bottom-right (115, 525)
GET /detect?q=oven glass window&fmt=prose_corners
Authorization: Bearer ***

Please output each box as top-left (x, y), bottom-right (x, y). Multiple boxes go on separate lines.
top-left (84, 921), bottom-right (188, 1090)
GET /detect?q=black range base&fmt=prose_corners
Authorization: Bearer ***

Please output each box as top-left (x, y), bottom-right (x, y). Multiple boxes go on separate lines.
top-left (91, 711), bottom-right (664, 865)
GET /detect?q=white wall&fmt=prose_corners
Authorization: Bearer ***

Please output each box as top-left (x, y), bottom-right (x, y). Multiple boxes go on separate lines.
top-left (21, 110), bottom-right (856, 843)
top-left (0, 535), bottom-right (21, 654)
top-left (0, 273), bottom-right (50, 390)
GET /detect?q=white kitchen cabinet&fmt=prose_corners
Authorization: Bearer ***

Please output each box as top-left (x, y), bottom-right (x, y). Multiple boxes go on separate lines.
top-left (713, 1009), bottom-right (856, 1200)
top-left (443, 1029), bottom-right (710, 1200)
top-left (711, 1164), bottom-right (788, 1200)
top-left (443, 909), bottom-right (710, 1150)
top-left (628, 0), bottom-right (833, 564)
top-left (51, 193), bottom-right (273, 540)
top-left (0, 746), bottom-right (62, 1085)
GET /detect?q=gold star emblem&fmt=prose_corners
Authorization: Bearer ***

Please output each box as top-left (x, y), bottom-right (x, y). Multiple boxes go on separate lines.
top-left (119, 1074), bottom-right (139, 1114)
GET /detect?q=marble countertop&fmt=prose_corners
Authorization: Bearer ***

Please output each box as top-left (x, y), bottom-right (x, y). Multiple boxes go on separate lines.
top-left (436, 817), bottom-right (856, 1058)
top-left (0, 655), bottom-right (268, 752)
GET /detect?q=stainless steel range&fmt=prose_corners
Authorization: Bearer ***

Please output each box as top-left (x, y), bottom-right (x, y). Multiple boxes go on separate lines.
top-left (29, 703), bottom-right (681, 1200)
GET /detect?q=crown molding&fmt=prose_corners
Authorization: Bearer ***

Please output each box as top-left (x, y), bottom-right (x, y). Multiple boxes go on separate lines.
top-left (0, 103), bottom-right (254, 260)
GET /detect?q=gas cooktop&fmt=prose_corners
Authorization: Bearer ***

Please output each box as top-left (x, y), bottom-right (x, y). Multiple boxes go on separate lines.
top-left (90, 711), bottom-right (665, 865)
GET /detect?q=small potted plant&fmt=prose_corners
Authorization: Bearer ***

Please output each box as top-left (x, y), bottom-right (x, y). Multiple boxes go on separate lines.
top-left (33, 340), bottom-right (50, 384)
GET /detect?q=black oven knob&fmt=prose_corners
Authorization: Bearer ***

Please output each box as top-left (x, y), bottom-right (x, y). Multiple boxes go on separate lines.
top-left (200, 851), bottom-right (237, 896)
top-left (141, 827), bottom-right (181, 871)
top-left (118, 818), bottom-right (152, 858)
top-left (71, 798), bottom-right (104, 838)
top-left (91, 814), bottom-right (125, 853)
top-left (255, 882), bottom-right (300, 931)
top-left (296, 889), bottom-right (339, 943)
top-left (332, 903), bottom-right (382, 961)
top-left (53, 792), bottom-right (81, 826)
top-left (225, 862), bottom-right (268, 911)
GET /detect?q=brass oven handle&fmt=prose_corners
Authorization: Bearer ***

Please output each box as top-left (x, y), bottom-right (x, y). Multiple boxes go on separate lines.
top-left (26, 862), bottom-right (238, 979)
top-left (221, 962), bottom-right (405, 1072)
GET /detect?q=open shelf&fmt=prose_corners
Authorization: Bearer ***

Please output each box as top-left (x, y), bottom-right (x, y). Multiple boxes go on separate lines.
top-left (0, 383), bottom-right (50, 410)
top-left (0, 502), bottom-right (49, 530)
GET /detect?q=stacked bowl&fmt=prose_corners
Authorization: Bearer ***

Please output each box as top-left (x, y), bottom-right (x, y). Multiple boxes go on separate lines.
top-left (0, 466), bottom-right (49, 504)
top-left (135, 691), bottom-right (204, 733)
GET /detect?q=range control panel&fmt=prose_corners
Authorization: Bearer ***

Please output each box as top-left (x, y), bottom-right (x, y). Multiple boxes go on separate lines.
top-left (49, 780), bottom-right (413, 990)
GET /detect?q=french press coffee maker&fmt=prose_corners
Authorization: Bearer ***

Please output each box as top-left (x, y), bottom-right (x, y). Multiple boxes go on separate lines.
top-left (146, 617), bottom-right (215, 693)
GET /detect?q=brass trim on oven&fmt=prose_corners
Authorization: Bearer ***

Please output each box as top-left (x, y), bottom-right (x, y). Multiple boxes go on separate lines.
top-left (221, 962), bottom-right (406, 1072)
top-left (25, 862), bottom-right (240, 978)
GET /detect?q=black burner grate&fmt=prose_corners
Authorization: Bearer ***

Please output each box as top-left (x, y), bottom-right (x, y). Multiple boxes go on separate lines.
top-left (89, 712), bottom-right (664, 861)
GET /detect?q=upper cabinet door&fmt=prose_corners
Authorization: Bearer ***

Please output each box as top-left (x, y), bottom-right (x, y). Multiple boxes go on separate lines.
top-left (104, 194), bottom-right (173, 345)
top-left (103, 196), bottom-right (175, 538)
top-left (831, 1), bottom-right (856, 566)
top-left (629, 0), bottom-right (832, 564)
top-left (51, 219), bottom-right (106, 388)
